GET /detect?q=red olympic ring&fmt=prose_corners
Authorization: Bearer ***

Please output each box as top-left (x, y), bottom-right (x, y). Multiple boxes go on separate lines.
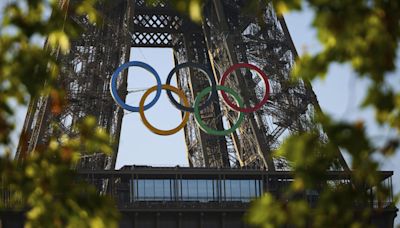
top-left (219, 63), bottom-right (270, 113)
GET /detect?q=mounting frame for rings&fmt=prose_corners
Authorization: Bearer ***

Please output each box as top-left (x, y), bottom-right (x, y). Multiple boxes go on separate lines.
top-left (109, 61), bottom-right (270, 136)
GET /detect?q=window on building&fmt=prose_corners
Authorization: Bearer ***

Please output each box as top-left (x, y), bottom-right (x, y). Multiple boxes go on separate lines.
top-left (132, 178), bottom-right (262, 202)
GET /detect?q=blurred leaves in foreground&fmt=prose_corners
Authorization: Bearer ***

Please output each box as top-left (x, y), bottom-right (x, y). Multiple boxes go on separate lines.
top-left (1, 117), bottom-right (119, 228)
top-left (247, 0), bottom-right (399, 227)
top-left (247, 116), bottom-right (393, 227)
top-left (0, 0), bottom-right (399, 227)
top-left (0, 0), bottom-right (119, 227)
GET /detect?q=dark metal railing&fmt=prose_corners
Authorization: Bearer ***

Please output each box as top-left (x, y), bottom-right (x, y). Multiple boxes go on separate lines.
top-left (0, 168), bottom-right (394, 211)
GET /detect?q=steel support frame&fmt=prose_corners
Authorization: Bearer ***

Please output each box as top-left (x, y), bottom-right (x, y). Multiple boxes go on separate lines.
top-left (16, 0), bottom-right (349, 172)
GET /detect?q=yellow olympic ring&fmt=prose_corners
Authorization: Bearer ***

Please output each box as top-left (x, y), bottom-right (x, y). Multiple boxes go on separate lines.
top-left (139, 85), bottom-right (190, 135)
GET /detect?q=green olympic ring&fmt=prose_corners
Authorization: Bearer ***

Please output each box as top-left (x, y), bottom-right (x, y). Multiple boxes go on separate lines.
top-left (194, 85), bottom-right (245, 136)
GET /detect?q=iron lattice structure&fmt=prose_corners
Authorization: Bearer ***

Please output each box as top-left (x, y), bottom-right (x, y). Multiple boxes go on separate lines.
top-left (16, 0), bottom-right (348, 171)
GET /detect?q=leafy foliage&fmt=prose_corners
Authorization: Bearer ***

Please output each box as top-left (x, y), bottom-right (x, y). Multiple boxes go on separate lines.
top-left (1, 117), bottom-right (119, 228)
top-left (247, 118), bottom-right (391, 227)
top-left (0, 0), bottom-right (119, 227)
top-left (256, 0), bottom-right (399, 227)
top-left (0, 0), bottom-right (399, 227)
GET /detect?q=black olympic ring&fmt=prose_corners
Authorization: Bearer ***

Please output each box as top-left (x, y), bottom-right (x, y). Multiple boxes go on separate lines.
top-left (165, 62), bottom-right (217, 113)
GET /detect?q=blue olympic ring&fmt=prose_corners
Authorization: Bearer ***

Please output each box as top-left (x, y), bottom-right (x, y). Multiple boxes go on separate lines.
top-left (110, 61), bottom-right (162, 112)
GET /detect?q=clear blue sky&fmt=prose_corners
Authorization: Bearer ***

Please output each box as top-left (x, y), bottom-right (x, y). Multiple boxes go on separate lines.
top-left (285, 8), bottom-right (400, 225)
top-left (115, 48), bottom-right (188, 167)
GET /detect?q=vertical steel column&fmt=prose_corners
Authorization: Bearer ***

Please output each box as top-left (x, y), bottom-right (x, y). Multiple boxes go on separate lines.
top-left (173, 29), bottom-right (230, 168)
top-left (202, 0), bottom-right (275, 170)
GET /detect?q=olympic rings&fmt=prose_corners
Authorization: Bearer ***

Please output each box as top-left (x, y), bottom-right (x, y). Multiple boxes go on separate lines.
top-left (194, 85), bottom-right (244, 136)
top-left (139, 85), bottom-right (190, 136)
top-left (166, 62), bottom-right (217, 113)
top-left (110, 61), bottom-right (162, 112)
top-left (220, 63), bottom-right (270, 113)
top-left (110, 61), bottom-right (270, 136)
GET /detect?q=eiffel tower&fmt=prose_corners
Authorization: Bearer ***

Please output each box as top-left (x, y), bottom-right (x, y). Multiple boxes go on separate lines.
top-left (12, 0), bottom-right (396, 227)
top-left (16, 0), bottom-right (348, 171)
